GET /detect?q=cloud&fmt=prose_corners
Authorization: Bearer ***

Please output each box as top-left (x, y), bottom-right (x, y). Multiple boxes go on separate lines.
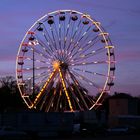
top-left (0, 60), bottom-right (15, 76)
top-left (0, 55), bottom-right (15, 62)
top-left (117, 51), bottom-right (140, 61)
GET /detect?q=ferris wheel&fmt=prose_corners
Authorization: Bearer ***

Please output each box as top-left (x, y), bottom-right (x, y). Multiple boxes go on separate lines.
top-left (16, 10), bottom-right (115, 112)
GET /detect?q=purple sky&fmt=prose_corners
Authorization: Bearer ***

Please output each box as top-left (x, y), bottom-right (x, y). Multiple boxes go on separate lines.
top-left (0, 0), bottom-right (140, 96)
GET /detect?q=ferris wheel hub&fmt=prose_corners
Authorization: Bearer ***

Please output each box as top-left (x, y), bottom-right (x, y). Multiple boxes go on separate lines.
top-left (52, 60), bottom-right (69, 71)
top-left (52, 60), bottom-right (60, 70)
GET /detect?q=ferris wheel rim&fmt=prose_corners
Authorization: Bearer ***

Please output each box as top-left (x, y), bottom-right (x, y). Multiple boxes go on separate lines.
top-left (16, 9), bottom-right (115, 112)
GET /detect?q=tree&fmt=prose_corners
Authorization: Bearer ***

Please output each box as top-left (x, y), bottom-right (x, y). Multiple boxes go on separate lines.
top-left (0, 76), bottom-right (26, 112)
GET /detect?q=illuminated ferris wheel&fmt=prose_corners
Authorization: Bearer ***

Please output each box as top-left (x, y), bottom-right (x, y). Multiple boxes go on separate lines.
top-left (16, 10), bottom-right (115, 112)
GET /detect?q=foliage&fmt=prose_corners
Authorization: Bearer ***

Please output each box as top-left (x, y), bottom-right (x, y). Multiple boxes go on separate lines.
top-left (0, 76), bottom-right (26, 112)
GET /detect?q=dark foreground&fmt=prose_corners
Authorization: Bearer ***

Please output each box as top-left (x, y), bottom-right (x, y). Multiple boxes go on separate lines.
top-left (49, 134), bottom-right (140, 140)
top-left (1, 133), bottom-right (140, 140)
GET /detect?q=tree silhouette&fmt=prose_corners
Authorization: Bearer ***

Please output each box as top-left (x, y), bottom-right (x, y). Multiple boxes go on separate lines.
top-left (0, 76), bottom-right (26, 112)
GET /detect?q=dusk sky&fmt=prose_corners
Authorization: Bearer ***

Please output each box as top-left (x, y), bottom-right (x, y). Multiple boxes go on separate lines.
top-left (0, 0), bottom-right (140, 96)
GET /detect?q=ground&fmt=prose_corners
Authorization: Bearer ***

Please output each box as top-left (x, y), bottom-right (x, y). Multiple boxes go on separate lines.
top-left (38, 134), bottom-right (140, 140)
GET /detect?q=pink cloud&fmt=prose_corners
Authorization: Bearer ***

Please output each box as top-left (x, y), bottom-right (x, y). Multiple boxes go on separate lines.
top-left (0, 56), bottom-right (15, 62)
top-left (0, 59), bottom-right (15, 76)
top-left (117, 51), bottom-right (140, 61)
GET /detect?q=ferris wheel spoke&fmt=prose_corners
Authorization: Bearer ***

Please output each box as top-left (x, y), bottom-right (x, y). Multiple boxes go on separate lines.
top-left (42, 32), bottom-right (56, 54)
top-left (65, 82), bottom-right (82, 110)
top-left (66, 20), bottom-right (82, 52)
top-left (52, 80), bottom-right (62, 111)
top-left (67, 18), bottom-right (93, 56)
top-left (28, 45), bottom-right (53, 60)
top-left (69, 75), bottom-right (96, 106)
top-left (58, 17), bottom-right (62, 53)
top-left (72, 68), bottom-right (112, 79)
top-left (85, 95), bottom-right (96, 106)
top-left (50, 23), bottom-right (63, 59)
top-left (64, 15), bottom-right (72, 47)
top-left (38, 82), bottom-right (54, 111)
top-left (35, 35), bottom-right (53, 56)
top-left (68, 24), bottom-right (84, 55)
top-left (34, 75), bottom-right (53, 92)
top-left (77, 27), bottom-right (93, 46)
top-left (58, 17), bottom-right (64, 60)
top-left (71, 33), bottom-right (99, 58)
top-left (41, 24), bottom-right (59, 59)
top-left (22, 72), bottom-right (52, 90)
top-left (52, 22), bottom-right (66, 61)
top-left (24, 56), bottom-right (51, 65)
top-left (71, 24), bottom-right (92, 55)
top-left (22, 65), bottom-right (52, 72)
top-left (43, 89), bottom-right (56, 112)
top-left (65, 75), bottom-right (84, 110)
top-left (53, 22), bottom-right (60, 45)
top-left (71, 32), bottom-right (92, 57)
top-left (71, 60), bottom-right (109, 66)
top-left (26, 34), bottom-right (52, 58)
top-left (32, 70), bottom-right (57, 108)
top-left (35, 34), bottom-right (55, 58)
top-left (49, 25), bottom-right (58, 50)
top-left (62, 12), bottom-right (69, 50)
top-left (55, 88), bottom-right (62, 111)
top-left (71, 35), bottom-right (100, 59)
top-left (35, 70), bottom-right (53, 82)
top-left (76, 25), bottom-right (92, 43)
top-left (73, 47), bottom-right (106, 63)
top-left (41, 24), bottom-right (56, 49)
top-left (38, 72), bottom-right (52, 82)
top-left (68, 70), bottom-right (89, 110)
top-left (39, 95), bottom-right (47, 111)
top-left (73, 24), bottom-right (84, 44)
top-left (26, 70), bottom-right (51, 82)
top-left (54, 21), bottom-right (64, 59)
top-left (70, 69), bottom-right (100, 89)
top-left (63, 16), bottom-right (77, 61)
top-left (65, 20), bottom-right (75, 51)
